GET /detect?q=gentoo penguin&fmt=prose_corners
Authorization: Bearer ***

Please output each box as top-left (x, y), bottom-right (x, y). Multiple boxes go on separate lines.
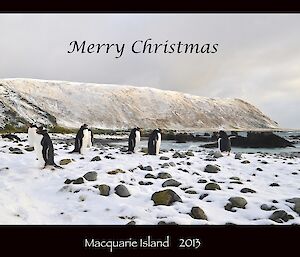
top-left (35, 127), bottom-right (62, 169)
top-left (128, 127), bottom-right (141, 153)
top-left (28, 124), bottom-right (38, 147)
top-left (148, 129), bottom-right (161, 155)
top-left (218, 130), bottom-right (231, 155)
top-left (70, 124), bottom-right (89, 153)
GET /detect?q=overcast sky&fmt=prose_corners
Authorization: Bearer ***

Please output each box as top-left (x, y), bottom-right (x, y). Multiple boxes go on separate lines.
top-left (0, 14), bottom-right (299, 128)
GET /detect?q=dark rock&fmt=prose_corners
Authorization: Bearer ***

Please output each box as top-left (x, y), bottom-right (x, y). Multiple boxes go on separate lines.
top-left (161, 163), bottom-right (170, 168)
top-left (151, 189), bottom-right (182, 206)
top-left (185, 190), bottom-right (197, 194)
top-left (269, 183), bottom-right (280, 187)
top-left (241, 188), bottom-right (256, 193)
top-left (190, 207), bottom-right (208, 220)
top-left (99, 184), bottom-right (110, 196)
top-left (205, 183), bottom-right (221, 191)
top-left (107, 169), bottom-right (126, 175)
top-left (160, 156), bottom-right (170, 160)
top-left (235, 153), bottom-right (242, 160)
top-left (256, 168), bottom-right (263, 171)
top-left (138, 181), bottom-right (153, 186)
top-left (260, 204), bottom-right (277, 211)
top-left (169, 162), bottom-right (176, 167)
top-left (204, 164), bottom-right (220, 173)
top-left (126, 221), bottom-right (136, 225)
top-left (286, 198), bottom-right (300, 215)
top-left (269, 210), bottom-right (294, 223)
top-left (197, 179), bottom-right (207, 183)
top-left (230, 181), bottom-right (243, 185)
top-left (73, 177), bottom-right (84, 184)
top-left (139, 165), bottom-right (153, 171)
top-left (64, 179), bottom-right (74, 184)
top-left (9, 147), bottom-right (23, 154)
top-left (199, 193), bottom-right (209, 200)
top-left (241, 160), bottom-right (250, 164)
top-left (213, 151), bottom-right (223, 158)
top-left (230, 177), bottom-right (240, 181)
top-left (59, 159), bottom-right (72, 165)
top-left (229, 197), bottom-right (247, 208)
top-left (186, 151), bottom-right (194, 157)
top-left (24, 147), bottom-right (34, 152)
top-left (162, 179), bottom-right (182, 187)
top-left (115, 185), bottom-right (131, 197)
top-left (83, 171), bottom-right (97, 181)
top-left (145, 173), bottom-right (156, 179)
top-left (91, 156), bottom-right (101, 161)
top-left (157, 172), bottom-right (172, 179)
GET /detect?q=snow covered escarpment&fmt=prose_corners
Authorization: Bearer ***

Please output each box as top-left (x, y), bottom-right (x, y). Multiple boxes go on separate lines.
top-left (0, 78), bottom-right (278, 130)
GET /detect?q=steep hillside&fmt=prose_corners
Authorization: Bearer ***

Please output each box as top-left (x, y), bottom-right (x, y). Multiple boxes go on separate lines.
top-left (0, 79), bottom-right (278, 130)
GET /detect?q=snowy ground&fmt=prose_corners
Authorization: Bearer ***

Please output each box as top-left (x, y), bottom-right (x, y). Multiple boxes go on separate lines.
top-left (0, 133), bottom-right (299, 225)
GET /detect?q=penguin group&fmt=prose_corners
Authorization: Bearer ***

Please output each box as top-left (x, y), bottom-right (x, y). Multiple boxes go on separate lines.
top-left (128, 127), bottom-right (162, 155)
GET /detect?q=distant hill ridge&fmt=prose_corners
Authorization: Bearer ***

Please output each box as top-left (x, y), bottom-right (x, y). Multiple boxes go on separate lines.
top-left (0, 78), bottom-right (278, 130)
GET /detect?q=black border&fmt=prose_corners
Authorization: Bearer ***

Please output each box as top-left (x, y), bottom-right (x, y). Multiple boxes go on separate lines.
top-left (0, 1), bottom-right (299, 256)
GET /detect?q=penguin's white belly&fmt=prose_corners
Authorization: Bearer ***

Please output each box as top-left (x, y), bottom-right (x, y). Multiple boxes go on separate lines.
top-left (156, 133), bottom-right (161, 155)
top-left (28, 128), bottom-right (36, 147)
top-left (87, 131), bottom-right (92, 148)
top-left (34, 134), bottom-right (44, 167)
top-left (81, 130), bottom-right (89, 154)
top-left (134, 131), bottom-right (140, 152)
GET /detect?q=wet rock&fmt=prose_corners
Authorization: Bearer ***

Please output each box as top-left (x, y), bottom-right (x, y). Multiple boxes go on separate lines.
top-left (99, 184), bottom-right (110, 196)
top-left (91, 156), bottom-right (101, 161)
top-left (162, 179), bottom-right (182, 187)
top-left (83, 171), bottom-right (97, 181)
top-left (59, 159), bottom-right (72, 165)
top-left (269, 210), bottom-right (294, 223)
top-left (204, 164), bottom-right (220, 173)
top-left (115, 185), bottom-right (131, 197)
top-left (107, 169), bottom-right (126, 175)
top-left (260, 204), bottom-right (277, 211)
top-left (269, 183), bottom-right (280, 187)
top-left (73, 177), bottom-right (84, 184)
top-left (157, 172), bottom-right (172, 179)
top-left (241, 188), bottom-right (256, 193)
top-left (145, 173), bottom-right (156, 179)
top-left (190, 207), bottom-right (208, 220)
top-left (151, 189), bottom-right (182, 206)
top-left (199, 193), bottom-right (209, 200)
top-left (229, 197), bottom-right (247, 208)
top-left (205, 182), bottom-right (221, 191)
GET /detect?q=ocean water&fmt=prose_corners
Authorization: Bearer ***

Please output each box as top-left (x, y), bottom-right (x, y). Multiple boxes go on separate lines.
top-left (113, 131), bottom-right (300, 154)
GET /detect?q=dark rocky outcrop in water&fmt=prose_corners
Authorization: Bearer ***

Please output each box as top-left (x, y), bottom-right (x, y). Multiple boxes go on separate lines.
top-left (202, 132), bottom-right (294, 149)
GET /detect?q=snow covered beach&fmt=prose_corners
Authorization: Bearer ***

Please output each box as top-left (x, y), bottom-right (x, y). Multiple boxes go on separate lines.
top-left (0, 133), bottom-right (299, 225)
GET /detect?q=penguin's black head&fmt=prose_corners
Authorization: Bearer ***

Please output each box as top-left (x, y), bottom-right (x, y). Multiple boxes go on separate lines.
top-left (219, 130), bottom-right (228, 139)
top-left (83, 124), bottom-right (88, 128)
top-left (36, 126), bottom-right (47, 135)
top-left (136, 127), bottom-right (141, 131)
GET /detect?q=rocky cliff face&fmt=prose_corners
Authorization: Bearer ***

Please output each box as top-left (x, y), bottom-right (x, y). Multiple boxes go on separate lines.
top-left (0, 78), bottom-right (278, 130)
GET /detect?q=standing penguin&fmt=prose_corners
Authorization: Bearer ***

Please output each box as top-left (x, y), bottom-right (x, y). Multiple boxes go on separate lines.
top-left (80, 126), bottom-right (90, 154)
top-left (28, 124), bottom-right (38, 147)
top-left (128, 127), bottom-right (141, 153)
top-left (70, 124), bottom-right (88, 153)
top-left (148, 129), bottom-right (161, 155)
top-left (35, 127), bottom-right (62, 169)
top-left (218, 130), bottom-right (231, 155)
